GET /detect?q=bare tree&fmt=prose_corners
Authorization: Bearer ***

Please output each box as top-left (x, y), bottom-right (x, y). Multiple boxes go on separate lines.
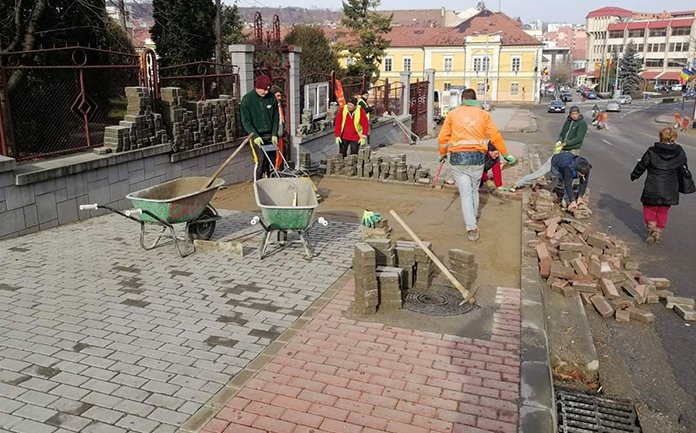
top-left (549, 62), bottom-right (574, 88)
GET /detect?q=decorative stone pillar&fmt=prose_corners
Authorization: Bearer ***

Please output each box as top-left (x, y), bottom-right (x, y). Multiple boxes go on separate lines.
top-left (425, 68), bottom-right (436, 135)
top-left (229, 44), bottom-right (255, 98)
top-left (287, 46), bottom-right (302, 168)
top-left (400, 71), bottom-right (411, 117)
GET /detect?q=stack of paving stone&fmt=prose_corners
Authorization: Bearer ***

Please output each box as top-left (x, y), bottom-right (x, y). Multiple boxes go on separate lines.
top-left (414, 240), bottom-right (435, 289)
top-left (160, 87), bottom-right (238, 152)
top-left (448, 249), bottom-right (477, 289)
top-left (526, 189), bottom-right (695, 323)
top-left (352, 243), bottom-right (379, 315)
top-left (325, 150), bottom-right (430, 184)
top-left (394, 241), bottom-right (416, 290)
top-left (376, 266), bottom-right (406, 311)
top-left (103, 87), bottom-right (167, 152)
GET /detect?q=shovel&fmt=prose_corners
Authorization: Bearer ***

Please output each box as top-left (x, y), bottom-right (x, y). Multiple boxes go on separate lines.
top-left (202, 134), bottom-right (253, 190)
top-left (388, 209), bottom-right (474, 305)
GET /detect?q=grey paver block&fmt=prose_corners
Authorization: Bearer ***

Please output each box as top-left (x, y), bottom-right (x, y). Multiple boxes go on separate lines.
top-left (81, 378), bottom-right (120, 395)
top-left (13, 404), bottom-right (58, 422)
top-left (81, 391), bottom-right (123, 410)
top-left (0, 383), bottom-right (25, 399)
top-left (45, 412), bottom-right (92, 432)
top-left (16, 390), bottom-right (59, 408)
top-left (146, 408), bottom-right (188, 426)
top-left (113, 400), bottom-right (155, 418)
top-left (0, 396), bottom-right (25, 413)
top-left (7, 418), bottom-right (56, 433)
top-left (49, 384), bottom-right (90, 401)
top-left (143, 394), bottom-right (184, 411)
top-left (82, 406), bottom-right (124, 424)
top-left (51, 372), bottom-right (88, 387)
top-left (115, 414), bottom-right (160, 433)
top-left (112, 385), bottom-right (151, 403)
top-left (141, 380), bottom-right (179, 396)
top-left (81, 421), bottom-right (126, 433)
top-left (0, 412), bottom-right (22, 429)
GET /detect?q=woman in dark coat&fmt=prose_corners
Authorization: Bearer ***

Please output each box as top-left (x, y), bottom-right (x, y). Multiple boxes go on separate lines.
top-left (630, 127), bottom-right (687, 243)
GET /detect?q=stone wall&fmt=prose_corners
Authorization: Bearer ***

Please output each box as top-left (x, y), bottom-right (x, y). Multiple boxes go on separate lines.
top-left (0, 141), bottom-right (255, 240)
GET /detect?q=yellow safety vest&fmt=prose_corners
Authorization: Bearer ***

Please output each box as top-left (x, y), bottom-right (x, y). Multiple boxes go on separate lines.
top-left (339, 106), bottom-right (363, 137)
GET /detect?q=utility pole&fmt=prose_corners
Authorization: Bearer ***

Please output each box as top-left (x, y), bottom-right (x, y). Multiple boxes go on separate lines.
top-left (215, 0), bottom-right (222, 74)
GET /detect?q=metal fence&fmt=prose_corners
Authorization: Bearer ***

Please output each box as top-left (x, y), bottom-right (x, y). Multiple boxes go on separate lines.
top-left (0, 46), bottom-right (141, 161)
top-left (159, 61), bottom-right (240, 102)
top-left (371, 79), bottom-right (405, 117)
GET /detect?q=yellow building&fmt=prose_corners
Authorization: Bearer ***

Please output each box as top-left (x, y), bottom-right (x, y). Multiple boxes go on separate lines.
top-left (336, 9), bottom-right (543, 103)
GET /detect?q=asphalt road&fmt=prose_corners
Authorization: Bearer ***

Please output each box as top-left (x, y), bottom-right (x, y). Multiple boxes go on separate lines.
top-left (530, 98), bottom-right (696, 432)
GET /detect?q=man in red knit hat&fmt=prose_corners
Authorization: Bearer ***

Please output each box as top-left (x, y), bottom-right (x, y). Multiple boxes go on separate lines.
top-left (241, 74), bottom-right (280, 179)
top-left (334, 97), bottom-right (369, 157)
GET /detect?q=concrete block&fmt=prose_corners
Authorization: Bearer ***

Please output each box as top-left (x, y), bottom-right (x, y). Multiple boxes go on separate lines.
top-left (674, 304), bottom-right (696, 321)
top-left (665, 296), bottom-right (695, 309)
top-left (623, 261), bottom-right (640, 270)
top-left (5, 184), bottom-right (35, 210)
top-left (536, 244), bottom-right (552, 278)
top-left (600, 278), bottom-right (620, 300)
top-left (35, 192), bottom-right (57, 224)
top-left (550, 261), bottom-right (575, 279)
top-left (56, 199), bottom-right (79, 225)
top-left (0, 208), bottom-right (25, 237)
top-left (193, 240), bottom-right (243, 256)
top-left (590, 295), bottom-right (614, 318)
top-left (648, 277), bottom-right (670, 288)
top-left (622, 283), bottom-right (646, 304)
top-left (572, 281), bottom-right (598, 293)
top-left (615, 309), bottom-right (630, 323)
top-left (570, 258), bottom-right (589, 278)
top-left (627, 307), bottom-right (655, 324)
top-left (654, 290), bottom-right (674, 299)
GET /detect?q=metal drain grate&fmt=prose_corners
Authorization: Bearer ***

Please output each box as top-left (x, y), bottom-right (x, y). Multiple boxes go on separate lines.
top-left (403, 285), bottom-right (476, 316)
top-left (556, 389), bottom-right (642, 433)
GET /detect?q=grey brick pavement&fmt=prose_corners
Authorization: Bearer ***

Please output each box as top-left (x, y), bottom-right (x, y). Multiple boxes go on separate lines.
top-left (0, 210), bottom-right (360, 432)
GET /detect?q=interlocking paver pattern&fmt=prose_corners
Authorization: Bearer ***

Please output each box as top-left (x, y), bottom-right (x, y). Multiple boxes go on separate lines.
top-left (203, 283), bottom-right (521, 433)
top-left (1, 210), bottom-right (359, 432)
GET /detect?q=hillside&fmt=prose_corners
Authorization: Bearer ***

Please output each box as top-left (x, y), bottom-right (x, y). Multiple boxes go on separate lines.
top-left (126, 2), bottom-right (342, 28)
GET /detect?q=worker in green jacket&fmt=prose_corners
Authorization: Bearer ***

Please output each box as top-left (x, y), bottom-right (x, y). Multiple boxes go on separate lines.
top-left (241, 75), bottom-right (280, 179)
top-left (557, 106), bottom-right (588, 155)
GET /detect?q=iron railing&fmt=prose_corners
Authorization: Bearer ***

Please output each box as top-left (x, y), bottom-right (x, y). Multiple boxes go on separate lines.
top-left (0, 46), bottom-right (141, 161)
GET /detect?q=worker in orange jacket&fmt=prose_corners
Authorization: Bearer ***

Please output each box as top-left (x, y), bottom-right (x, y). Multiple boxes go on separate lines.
top-left (437, 88), bottom-right (515, 241)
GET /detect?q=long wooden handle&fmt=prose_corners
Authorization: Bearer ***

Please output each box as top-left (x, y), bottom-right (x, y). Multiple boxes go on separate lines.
top-left (389, 209), bottom-right (472, 303)
top-left (203, 134), bottom-right (253, 190)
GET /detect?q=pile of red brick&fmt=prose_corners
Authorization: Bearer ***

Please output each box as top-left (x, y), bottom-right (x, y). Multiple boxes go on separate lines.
top-left (526, 190), bottom-right (695, 322)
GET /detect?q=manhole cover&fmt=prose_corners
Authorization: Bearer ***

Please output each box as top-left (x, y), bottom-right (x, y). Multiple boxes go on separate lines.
top-left (403, 285), bottom-right (476, 316)
top-left (556, 389), bottom-right (642, 433)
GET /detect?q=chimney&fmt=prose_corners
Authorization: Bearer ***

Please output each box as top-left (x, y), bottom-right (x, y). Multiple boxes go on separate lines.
top-left (441, 7), bottom-right (445, 17)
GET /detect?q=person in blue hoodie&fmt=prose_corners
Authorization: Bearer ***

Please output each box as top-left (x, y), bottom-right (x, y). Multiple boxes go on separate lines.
top-left (550, 152), bottom-right (591, 210)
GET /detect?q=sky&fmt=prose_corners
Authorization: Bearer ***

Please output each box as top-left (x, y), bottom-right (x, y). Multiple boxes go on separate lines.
top-left (227, 0), bottom-right (696, 25)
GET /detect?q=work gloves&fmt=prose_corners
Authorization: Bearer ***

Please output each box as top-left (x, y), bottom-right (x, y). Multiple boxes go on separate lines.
top-left (361, 210), bottom-right (382, 228)
top-left (503, 154), bottom-right (517, 165)
top-left (359, 137), bottom-right (366, 146)
top-left (253, 136), bottom-right (264, 147)
top-left (553, 141), bottom-right (564, 154)
top-left (335, 137), bottom-right (342, 145)
top-left (271, 136), bottom-right (278, 145)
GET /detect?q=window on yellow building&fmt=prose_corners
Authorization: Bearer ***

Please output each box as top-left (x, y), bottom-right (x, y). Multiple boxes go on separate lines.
top-left (473, 56), bottom-right (489, 73)
top-left (476, 81), bottom-right (485, 94)
top-left (384, 57), bottom-right (393, 72)
top-left (444, 82), bottom-right (451, 90)
top-left (403, 57), bottom-right (412, 72)
top-left (511, 82), bottom-right (519, 95)
top-left (444, 57), bottom-right (453, 72)
top-left (511, 57), bottom-right (521, 72)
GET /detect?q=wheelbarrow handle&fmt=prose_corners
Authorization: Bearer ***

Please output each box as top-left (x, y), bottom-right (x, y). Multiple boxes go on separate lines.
top-left (79, 203), bottom-right (99, 211)
top-left (125, 209), bottom-right (143, 218)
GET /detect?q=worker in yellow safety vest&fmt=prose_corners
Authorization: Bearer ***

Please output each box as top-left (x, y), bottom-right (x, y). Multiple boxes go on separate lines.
top-left (334, 97), bottom-right (369, 157)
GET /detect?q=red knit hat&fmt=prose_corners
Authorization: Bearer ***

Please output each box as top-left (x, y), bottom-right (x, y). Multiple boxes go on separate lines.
top-left (255, 75), bottom-right (272, 90)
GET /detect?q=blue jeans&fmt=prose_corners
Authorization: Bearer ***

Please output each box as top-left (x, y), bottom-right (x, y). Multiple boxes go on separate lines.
top-left (450, 163), bottom-right (484, 231)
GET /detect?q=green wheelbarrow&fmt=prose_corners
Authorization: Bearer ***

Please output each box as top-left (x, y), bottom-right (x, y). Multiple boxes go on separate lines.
top-left (250, 177), bottom-right (328, 259)
top-left (80, 176), bottom-right (224, 257)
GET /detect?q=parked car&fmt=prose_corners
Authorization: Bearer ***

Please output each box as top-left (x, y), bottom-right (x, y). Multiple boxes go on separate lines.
top-left (618, 94), bottom-right (632, 104)
top-left (606, 100), bottom-right (621, 112)
top-left (560, 91), bottom-right (573, 102)
top-left (585, 91), bottom-right (598, 99)
top-left (672, 84), bottom-right (683, 92)
top-left (685, 89), bottom-right (696, 100)
top-left (548, 100), bottom-right (566, 113)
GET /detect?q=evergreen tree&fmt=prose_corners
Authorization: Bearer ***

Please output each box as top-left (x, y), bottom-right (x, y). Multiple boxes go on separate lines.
top-left (219, 4), bottom-right (245, 63)
top-left (151, 0), bottom-right (216, 67)
top-left (339, 0), bottom-right (391, 81)
top-left (284, 26), bottom-right (339, 86)
top-left (620, 41), bottom-right (641, 96)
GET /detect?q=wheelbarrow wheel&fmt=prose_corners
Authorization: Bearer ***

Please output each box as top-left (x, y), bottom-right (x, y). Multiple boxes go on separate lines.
top-left (188, 206), bottom-right (217, 240)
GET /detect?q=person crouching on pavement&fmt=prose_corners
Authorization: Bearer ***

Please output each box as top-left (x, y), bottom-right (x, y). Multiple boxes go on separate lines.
top-left (550, 152), bottom-right (591, 211)
top-left (480, 142), bottom-right (502, 191)
top-left (334, 97), bottom-right (369, 158)
top-left (630, 127), bottom-right (688, 244)
top-left (437, 88), bottom-right (515, 241)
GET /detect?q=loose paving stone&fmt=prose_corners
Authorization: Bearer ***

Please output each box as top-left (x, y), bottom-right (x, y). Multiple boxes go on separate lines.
top-left (0, 211), bottom-right (360, 431)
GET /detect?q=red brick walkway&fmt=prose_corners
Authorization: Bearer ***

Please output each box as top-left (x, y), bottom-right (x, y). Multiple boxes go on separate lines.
top-left (201, 282), bottom-right (521, 433)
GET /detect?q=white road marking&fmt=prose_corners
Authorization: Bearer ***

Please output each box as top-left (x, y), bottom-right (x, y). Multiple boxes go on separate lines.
top-left (601, 139), bottom-right (615, 147)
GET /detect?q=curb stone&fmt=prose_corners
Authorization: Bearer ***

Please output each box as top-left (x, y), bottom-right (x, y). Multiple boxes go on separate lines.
top-left (519, 191), bottom-right (558, 433)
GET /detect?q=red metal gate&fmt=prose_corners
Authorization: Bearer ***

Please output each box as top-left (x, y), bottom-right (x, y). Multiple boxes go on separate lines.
top-left (409, 81), bottom-right (429, 137)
